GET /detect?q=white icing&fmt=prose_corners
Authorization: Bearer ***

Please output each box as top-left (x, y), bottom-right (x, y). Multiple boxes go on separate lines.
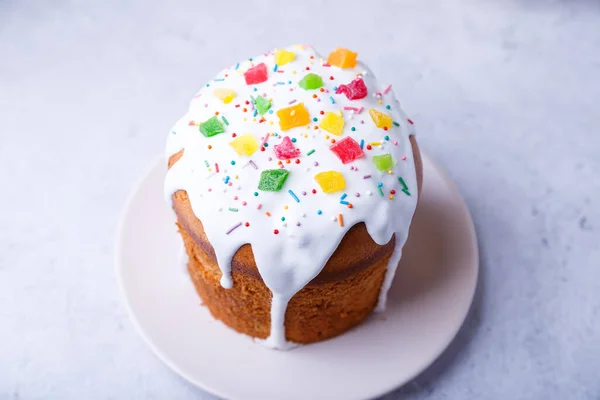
top-left (375, 241), bottom-right (403, 312)
top-left (164, 45), bottom-right (418, 349)
top-left (179, 241), bottom-right (188, 275)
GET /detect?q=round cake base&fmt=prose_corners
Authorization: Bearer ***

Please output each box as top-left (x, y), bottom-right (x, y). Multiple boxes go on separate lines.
top-left (180, 221), bottom-right (390, 343)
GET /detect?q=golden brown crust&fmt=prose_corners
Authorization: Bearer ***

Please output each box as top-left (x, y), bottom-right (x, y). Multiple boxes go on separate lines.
top-left (181, 222), bottom-right (389, 343)
top-left (170, 136), bottom-right (423, 343)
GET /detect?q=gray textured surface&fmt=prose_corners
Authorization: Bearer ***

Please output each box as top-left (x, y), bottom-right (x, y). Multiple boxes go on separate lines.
top-left (1, 0), bottom-right (599, 399)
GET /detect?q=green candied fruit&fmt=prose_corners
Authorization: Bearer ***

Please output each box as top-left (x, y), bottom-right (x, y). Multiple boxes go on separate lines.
top-left (298, 73), bottom-right (323, 90)
top-left (254, 95), bottom-right (272, 115)
top-left (199, 116), bottom-right (225, 137)
top-left (258, 169), bottom-right (290, 191)
top-left (372, 153), bottom-right (396, 171)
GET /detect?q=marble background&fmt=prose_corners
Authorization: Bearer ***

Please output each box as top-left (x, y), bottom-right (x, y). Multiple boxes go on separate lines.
top-left (1, 0), bottom-right (599, 399)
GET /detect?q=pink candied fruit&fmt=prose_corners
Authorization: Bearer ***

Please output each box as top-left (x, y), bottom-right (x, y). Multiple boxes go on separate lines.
top-left (244, 63), bottom-right (268, 85)
top-left (335, 78), bottom-right (368, 100)
top-left (330, 137), bottom-right (364, 164)
top-left (274, 136), bottom-right (301, 160)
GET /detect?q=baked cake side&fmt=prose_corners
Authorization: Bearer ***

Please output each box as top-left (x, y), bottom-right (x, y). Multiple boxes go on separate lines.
top-left (165, 45), bottom-right (420, 349)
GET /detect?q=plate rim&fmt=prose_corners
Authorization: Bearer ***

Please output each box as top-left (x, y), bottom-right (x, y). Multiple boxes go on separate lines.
top-left (115, 152), bottom-right (479, 400)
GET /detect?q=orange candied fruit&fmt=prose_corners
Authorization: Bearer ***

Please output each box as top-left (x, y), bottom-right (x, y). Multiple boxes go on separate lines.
top-left (327, 48), bottom-right (358, 69)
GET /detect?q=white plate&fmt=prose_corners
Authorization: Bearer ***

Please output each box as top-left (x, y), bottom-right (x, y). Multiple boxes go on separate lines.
top-left (116, 153), bottom-right (478, 400)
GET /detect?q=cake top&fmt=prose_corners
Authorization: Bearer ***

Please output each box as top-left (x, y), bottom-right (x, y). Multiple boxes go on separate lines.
top-left (165, 45), bottom-right (418, 348)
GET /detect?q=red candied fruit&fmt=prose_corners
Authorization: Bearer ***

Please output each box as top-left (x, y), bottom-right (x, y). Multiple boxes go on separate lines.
top-left (330, 137), bottom-right (364, 164)
top-left (244, 63), bottom-right (268, 85)
top-left (335, 78), bottom-right (368, 100)
top-left (274, 136), bottom-right (301, 160)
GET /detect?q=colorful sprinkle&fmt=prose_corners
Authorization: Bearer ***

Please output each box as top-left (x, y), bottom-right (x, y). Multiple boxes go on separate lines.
top-left (228, 207), bottom-right (238, 212)
top-left (226, 222), bottom-right (242, 235)
top-left (398, 176), bottom-right (411, 196)
top-left (288, 189), bottom-right (300, 203)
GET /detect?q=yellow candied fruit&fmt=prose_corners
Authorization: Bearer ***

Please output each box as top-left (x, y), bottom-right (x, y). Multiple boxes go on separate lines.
top-left (213, 88), bottom-right (235, 104)
top-left (369, 108), bottom-right (393, 129)
top-left (229, 134), bottom-right (259, 156)
top-left (274, 49), bottom-right (296, 66)
top-left (327, 48), bottom-right (358, 69)
top-left (277, 103), bottom-right (311, 131)
top-left (315, 171), bottom-right (346, 193)
top-left (319, 112), bottom-right (345, 136)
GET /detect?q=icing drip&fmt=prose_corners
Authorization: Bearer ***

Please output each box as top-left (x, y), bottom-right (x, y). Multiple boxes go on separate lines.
top-left (164, 45), bottom-right (418, 349)
top-left (179, 240), bottom-right (189, 275)
top-left (375, 240), bottom-right (404, 312)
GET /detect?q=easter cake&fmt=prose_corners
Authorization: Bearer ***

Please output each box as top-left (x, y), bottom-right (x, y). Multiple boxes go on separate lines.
top-left (165, 45), bottom-right (422, 349)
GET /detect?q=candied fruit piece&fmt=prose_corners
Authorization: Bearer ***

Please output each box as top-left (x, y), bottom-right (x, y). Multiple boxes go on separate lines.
top-left (320, 111), bottom-right (345, 136)
top-left (369, 108), bottom-right (393, 129)
top-left (213, 88), bottom-right (235, 104)
top-left (277, 103), bottom-right (310, 131)
top-left (330, 137), bottom-right (364, 164)
top-left (254, 95), bottom-right (271, 115)
top-left (336, 78), bottom-right (368, 100)
top-left (258, 169), bottom-right (290, 191)
top-left (230, 134), bottom-right (259, 156)
top-left (274, 136), bottom-right (301, 160)
top-left (327, 48), bottom-right (358, 69)
top-left (372, 154), bottom-right (396, 171)
top-left (244, 63), bottom-right (268, 85)
top-left (274, 49), bottom-right (295, 66)
top-left (298, 73), bottom-right (323, 90)
top-left (315, 171), bottom-right (346, 193)
top-left (199, 116), bottom-right (225, 137)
